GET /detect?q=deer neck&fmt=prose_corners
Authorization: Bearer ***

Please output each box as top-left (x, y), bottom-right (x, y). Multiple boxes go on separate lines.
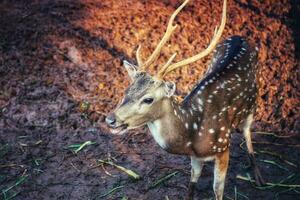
top-left (147, 97), bottom-right (201, 155)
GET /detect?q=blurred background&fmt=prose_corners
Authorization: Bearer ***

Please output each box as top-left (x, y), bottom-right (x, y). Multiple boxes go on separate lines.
top-left (0, 0), bottom-right (299, 199)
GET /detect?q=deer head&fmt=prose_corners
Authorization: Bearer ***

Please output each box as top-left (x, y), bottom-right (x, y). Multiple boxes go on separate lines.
top-left (106, 0), bottom-right (227, 134)
top-left (105, 61), bottom-right (176, 134)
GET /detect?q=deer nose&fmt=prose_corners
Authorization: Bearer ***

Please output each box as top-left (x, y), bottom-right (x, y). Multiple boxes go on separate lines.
top-left (105, 113), bottom-right (116, 127)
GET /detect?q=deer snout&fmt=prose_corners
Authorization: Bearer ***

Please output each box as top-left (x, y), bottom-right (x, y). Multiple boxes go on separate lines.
top-left (105, 113), bottom-right (117, 128)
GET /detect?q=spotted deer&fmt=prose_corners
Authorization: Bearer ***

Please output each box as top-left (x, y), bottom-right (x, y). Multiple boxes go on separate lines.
top-left (105, 0), bottom-right (265, 199)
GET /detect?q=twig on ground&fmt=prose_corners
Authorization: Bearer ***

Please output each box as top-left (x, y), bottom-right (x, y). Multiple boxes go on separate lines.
top-left (95, 185), bottom-right (124, 199)
top-left (70, 162), bottom-right (81, 173)
top-left (156, 163), bottom-right (189, 175)
top-left (252, 141), bottom-right (300, 148)
top-left (2, 175), bottom-right (28, 200)
top-left (149, 171), bottom-right (179, 189)
top-left (100, 164), bottom-right (115, 177)
top-left (98, 159), bottom-right (141, 180)
top-left (259, 159), bottom-right (289, 171)
top-left (253, 131), bottom-right (297, 138)
top-left (239, 140), bottom-right (246, 151)
top-left (237, 174), bottom-right (300, 189)
top-left (234, 186), bottom-right (237, 200)
top-left (0, 164), bottom-right (24, 169)
top-left (233, 185), bottom-right (249, 199)
top-left (68, 141), bottom-right (96, 153)
top-left (258, 150), bottom-right (298, 168)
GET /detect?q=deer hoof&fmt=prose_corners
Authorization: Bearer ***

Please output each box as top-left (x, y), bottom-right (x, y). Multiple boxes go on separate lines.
top-left (185, 182), bottom-right (196, 200)
top-left (254, 166), bottom-right (265, 186)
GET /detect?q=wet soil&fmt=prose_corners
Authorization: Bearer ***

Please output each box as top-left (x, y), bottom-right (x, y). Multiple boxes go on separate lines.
top-left (0, 0), bottom-right (299, 200)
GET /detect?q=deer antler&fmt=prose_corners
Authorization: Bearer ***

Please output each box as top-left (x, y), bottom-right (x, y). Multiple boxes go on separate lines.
top-left (137, 0), bottom-right (189, 71)
top-left (136, 45), bottom-right (143, 66)
top-left (157, 0), bottom-right (227, 78)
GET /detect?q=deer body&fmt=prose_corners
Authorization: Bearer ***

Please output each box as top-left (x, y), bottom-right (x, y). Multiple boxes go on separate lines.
top-left (106, 1), bottom-right (264, 199)
top-left (147, 36), bottom-right (257, 157)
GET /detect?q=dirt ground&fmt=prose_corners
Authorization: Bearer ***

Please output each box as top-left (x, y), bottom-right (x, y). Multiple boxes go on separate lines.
top-left (0, 0), bottom-right (299, 200)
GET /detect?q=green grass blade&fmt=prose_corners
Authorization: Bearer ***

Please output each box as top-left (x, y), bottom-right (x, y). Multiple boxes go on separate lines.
top-left (237, 174), bottom-right (300, 189)
top-left (150, 171), bottom-right (178, 189)
top-left (98, 160), bottom-right (141, 180)
top-left (259, 159), bottom-right (289, 171)
top-left (67, 141), bottom-right (96, 153)
top-left (2, 175), bottom-right (28, 200)
top-left (97, 185), bottom-right (124, 199)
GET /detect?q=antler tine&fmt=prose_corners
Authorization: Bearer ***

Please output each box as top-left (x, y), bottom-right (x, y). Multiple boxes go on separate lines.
top-left (161, 0), bottom-right (227, 77)
top-left (139, 0), bottom-right (189, 71)
top-left (158, 25), bottom-right (219, 78)
top-left (213, 26), bottom-right (219, 40)
top-left (136, 45), bottom-right (143, 66)
top-left (157, 53), bottom-right (177, 78)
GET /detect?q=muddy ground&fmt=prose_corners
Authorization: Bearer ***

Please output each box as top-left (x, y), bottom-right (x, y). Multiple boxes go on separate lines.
top-left (0, 0), bottom-right (299, 200)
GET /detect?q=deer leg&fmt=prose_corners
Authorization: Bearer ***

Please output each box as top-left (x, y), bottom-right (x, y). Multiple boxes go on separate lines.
top-left (185, 156), bottom-right (204, 200)
top-left (213, 150), bottom-right (229, 200)
top-left (243, 113), bottom-right (265, 186)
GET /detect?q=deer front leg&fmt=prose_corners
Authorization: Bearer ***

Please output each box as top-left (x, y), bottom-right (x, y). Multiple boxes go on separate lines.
top-left (213, 150), bottom-right (229, 200)
top-left (185, 156), bottom-right (204, 200)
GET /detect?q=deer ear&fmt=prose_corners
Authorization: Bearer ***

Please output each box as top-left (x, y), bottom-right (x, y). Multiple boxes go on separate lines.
top-left (123, 60), bottom-right (138, 81)
top-left (164, 81), bottom-right (176, 97)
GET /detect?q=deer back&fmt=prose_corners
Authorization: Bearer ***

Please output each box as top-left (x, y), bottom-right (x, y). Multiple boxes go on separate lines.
top-left (182, 35), bottom-right (259, 156)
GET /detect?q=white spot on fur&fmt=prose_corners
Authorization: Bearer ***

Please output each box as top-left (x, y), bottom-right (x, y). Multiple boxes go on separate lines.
top-left (186, 141), bottom-right (192, 147)
top-left (197, 98), bottom-right (203, 105)
top-left (189, 109), bottom-right (193, 115)
top-left (193, 123), bottom-right (198, 130)
top-left (220, 82), bottom-right (225, 89)
top-left (185, 123), bottom-right (189, 129)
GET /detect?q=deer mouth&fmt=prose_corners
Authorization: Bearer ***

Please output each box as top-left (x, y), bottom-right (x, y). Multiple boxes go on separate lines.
top-left (109, 124), bottom-right (128, 135)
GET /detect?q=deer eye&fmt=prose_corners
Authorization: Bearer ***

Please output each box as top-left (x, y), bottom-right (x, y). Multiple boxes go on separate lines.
top-left (142, 98), bottom-right (154, 104)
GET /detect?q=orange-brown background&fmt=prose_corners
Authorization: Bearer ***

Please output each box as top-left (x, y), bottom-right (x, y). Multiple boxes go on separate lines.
top-left (0, 0), bottom-right (299, 134)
